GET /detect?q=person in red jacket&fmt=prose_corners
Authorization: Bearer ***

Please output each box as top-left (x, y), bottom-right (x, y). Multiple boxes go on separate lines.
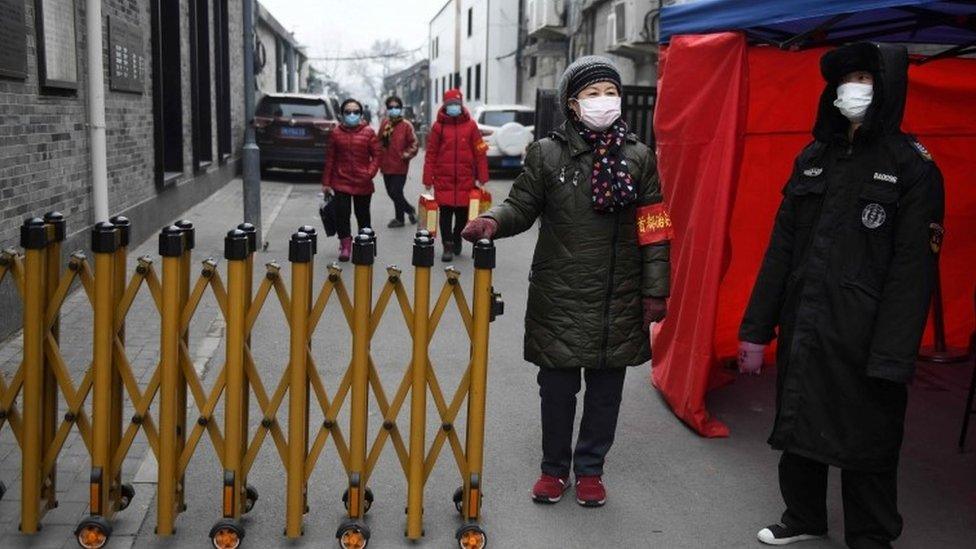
top-left (378, 95), bottom-right (419, 228)
top-left (422, 89), bottom-right (489, 261)
top-left (322, 98), bottom-right (382, 261)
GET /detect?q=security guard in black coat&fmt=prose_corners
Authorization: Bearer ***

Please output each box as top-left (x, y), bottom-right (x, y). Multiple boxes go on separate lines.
top-left (737, 42), bottom-right (945, 548)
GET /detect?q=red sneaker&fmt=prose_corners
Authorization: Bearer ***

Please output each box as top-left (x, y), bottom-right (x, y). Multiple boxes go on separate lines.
top-left (531, 474), bottom-right (569, 504)
top-left (575, 475), bottom-right (606, 507)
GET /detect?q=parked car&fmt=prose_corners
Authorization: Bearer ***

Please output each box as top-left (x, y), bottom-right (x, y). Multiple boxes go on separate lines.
top-left (254, 93), bottom-right (337, 174)
top-left (472, 104), bottom-right (535, 172)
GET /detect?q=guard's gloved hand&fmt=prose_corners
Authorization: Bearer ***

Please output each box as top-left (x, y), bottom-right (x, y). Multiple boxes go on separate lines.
top-left (737, 341), bottom-right (766, 375)
top-left (642, 297), bottom-right (667, 330)
top-left (461, 217), bottom-right (498, 243)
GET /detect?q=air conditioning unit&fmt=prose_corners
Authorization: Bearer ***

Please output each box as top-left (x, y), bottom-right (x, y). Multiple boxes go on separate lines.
top-left (528, 0), bottom-right (566, 40)
top-left (606, 1), bottom-right (657, 59)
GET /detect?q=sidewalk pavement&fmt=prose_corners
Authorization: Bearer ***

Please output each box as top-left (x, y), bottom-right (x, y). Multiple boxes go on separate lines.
top-left (0, 179), bottom-right (293, 548)
top-left (1, 161), bottom-right (975, 548)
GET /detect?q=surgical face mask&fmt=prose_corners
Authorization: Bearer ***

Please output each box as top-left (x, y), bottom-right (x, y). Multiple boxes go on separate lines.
top-left (387, 107), bottom-right (402, 118)
top-left (833, 82), bottom-right (873, 123)
top-left (575, 96), bottom-right (621, 131)
top-left (343, 113), bottom-right (362, 126)
top-left (445, 104), bottom-right (462, 117)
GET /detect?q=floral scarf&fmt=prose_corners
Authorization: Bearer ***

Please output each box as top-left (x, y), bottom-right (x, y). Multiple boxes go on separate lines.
top-left (380, 117), bottom-right (401, 147)
top-left (577, 119), bottom-right (635, 213)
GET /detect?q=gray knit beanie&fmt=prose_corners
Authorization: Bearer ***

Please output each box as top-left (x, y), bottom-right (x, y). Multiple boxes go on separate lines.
top-left (558, 55), bottom-right (623, 116)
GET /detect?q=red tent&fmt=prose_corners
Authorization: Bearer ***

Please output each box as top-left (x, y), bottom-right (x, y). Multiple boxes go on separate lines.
top-left (651, 32), bottom-right (976, 437)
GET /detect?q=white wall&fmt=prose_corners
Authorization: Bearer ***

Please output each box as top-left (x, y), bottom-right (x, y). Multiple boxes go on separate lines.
top-left (429, 0), bottom-right (520, 118)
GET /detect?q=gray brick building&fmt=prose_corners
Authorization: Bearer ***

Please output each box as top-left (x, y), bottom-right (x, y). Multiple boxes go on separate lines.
top-left (0, 0), bottom-right (248, 338)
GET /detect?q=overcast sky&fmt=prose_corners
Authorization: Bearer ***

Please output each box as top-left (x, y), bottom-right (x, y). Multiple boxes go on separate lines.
top-left (260, 0), bottom-right (448, 96)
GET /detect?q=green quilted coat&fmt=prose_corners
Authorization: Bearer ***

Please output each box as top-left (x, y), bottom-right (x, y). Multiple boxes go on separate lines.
top-left (483, 122), bottom-right (671, 369)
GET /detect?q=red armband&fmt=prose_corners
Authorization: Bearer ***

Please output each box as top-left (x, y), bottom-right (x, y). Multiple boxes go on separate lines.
top-left (636, 203), bottom-right (674, 246)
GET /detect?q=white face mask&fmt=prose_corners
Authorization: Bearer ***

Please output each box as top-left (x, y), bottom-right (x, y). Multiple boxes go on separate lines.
top-left (833, 82), bottom-right (873, 123)
top-left (575, 96), bottom-right (621, 131)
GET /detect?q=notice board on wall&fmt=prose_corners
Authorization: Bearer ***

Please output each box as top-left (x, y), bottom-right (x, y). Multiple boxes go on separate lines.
top-left (35, 0), bottom-right (79, 89)
top-left (108, 15), bottom-right (146, 93)
top-left (0, 0), bottom-right (28, 79)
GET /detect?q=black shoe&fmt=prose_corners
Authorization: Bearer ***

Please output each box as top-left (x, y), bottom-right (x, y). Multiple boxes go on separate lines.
top-left (407, 211), bottom-right (418, 225)
top-left (442, 242), bottom-right (454, 262)
top-left (387, 219), bottom-right (405, 228)
top-left (757, 524), bottom-right (825, 546)
top-left (453, 240), bottom-right (462, 256)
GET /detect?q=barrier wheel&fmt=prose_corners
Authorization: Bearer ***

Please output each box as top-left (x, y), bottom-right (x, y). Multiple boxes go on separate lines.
top-left (118, 483), bottom-right (135, 511)
top-left (341, 487), bottom-right (374, 513)
top-left (209, 518), bottom-right (245, 549)
top-left (452, 486), bottom-right (463, 514)
top-left (336, 520), bottom-right (370, 549)
top-left (75, 516), bottom-right (112, 549)
top-left (244, 485), bottom-right (259, 513)
top-left (456, 523), bottom-right (487, 549)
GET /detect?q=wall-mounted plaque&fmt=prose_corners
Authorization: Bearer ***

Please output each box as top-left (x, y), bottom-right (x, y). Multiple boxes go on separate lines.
top-left (35, 0), bottom-right (79, 90)
top-left (0, 0), bottom-right (28, 79)
top-left (108, 15), bottom-right (146, 93)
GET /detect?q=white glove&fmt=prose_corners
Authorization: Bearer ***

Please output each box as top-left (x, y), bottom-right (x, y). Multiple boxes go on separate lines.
top-left (737, 341), bottom-right (766, 375)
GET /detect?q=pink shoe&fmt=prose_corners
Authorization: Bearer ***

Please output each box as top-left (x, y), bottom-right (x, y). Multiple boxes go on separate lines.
top-left (338, 237), bottom-right (352, 262)
top-left (531, 474), bottom-right (569, 504)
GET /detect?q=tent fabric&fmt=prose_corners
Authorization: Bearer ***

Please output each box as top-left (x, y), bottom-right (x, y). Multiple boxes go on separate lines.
top-left (660, 0), bottom-right (976, 46)
top-left (653, 35), bottom-right (976, 438)
top-left (651, 32), bottom-right (749, 438)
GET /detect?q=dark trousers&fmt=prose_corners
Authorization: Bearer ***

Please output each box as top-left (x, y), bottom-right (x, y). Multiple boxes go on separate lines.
top-left (779, 452), bottom-right (902, 549)
top-left (538, 367), bottom-right (627, 478)
top-left (334, 192), bottom-right (372, 239)
top-left (439, 206), bottom-right (468, 245)
top-left (383, 174), bottom-right (415, 222)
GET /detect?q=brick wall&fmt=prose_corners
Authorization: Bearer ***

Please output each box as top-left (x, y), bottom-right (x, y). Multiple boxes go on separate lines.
top-left (0, 0), bottom-right (247, 339)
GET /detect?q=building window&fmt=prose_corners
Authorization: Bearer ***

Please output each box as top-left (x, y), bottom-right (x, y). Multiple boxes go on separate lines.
top-left (151, 0), bottom-right (183, 182)
top-left (466, 66), bottom-right (471, 98)
top-left (189, 0), bottom-right (213, 170)
top-left (442, 76), bottom-right (447, 95)
top-left (467, 7), bottom-right (473, 37)
top-left (475, 63), bottom-right (481, 100)
top-left (214, 0), bottom-right (232, 162)
top-left (454, 72), bottom-right (460, 89)
top-left (529, 56), bottom-right (537, 78)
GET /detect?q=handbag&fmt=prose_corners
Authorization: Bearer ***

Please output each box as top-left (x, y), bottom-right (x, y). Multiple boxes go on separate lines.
top-left (319, 194), bottom-right (338, 237)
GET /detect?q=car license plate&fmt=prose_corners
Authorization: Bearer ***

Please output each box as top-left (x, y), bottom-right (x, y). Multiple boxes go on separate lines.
top-left (501, 157), bottom-right (521, 167)
top-left (280, 127), bottom-right (307, 137)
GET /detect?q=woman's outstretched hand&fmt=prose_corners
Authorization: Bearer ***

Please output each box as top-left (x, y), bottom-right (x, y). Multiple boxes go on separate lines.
top-left (642, 297), bottom-right (667, 330)
top-left (461, 217), bottom-right (498, 243)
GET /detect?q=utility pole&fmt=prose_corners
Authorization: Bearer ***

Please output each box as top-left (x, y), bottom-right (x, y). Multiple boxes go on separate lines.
top-left (242, 0), bottom-right (262, 246)
top-left (86, 0), bottom-right (109, 222)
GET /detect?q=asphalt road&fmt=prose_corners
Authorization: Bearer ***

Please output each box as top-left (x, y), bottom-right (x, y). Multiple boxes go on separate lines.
top-left (124, 161), bottom-right (976, 548)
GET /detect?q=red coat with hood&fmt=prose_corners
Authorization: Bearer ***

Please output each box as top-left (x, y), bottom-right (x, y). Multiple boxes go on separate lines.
top-left (422, 106), bottom-right (490, 207)
top-left (378, 118), bottom-right (419, 175)
top-left (322, 122), bottom-right (381, 195)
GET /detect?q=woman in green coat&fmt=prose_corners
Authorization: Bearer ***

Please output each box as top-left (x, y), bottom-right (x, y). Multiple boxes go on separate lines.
top-left (461, 56), bottom-right (671, 507)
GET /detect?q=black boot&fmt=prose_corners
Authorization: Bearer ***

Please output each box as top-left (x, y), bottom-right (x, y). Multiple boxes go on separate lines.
top-left (442, 241), bottom-right (454, 262)
top-left (453, 240), bottom-right (462, 256)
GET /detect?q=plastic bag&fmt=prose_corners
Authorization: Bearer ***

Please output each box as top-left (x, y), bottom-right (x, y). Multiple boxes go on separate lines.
top-left (319, 193), bottom-right (337, 237)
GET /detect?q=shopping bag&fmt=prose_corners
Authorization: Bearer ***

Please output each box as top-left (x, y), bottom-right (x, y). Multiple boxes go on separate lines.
top-left (319, 193), bottom-right (337, 237)
top-left (467, 186), bottom-right (493, 220)
top-left (418, 193), bottom-right (439, 237)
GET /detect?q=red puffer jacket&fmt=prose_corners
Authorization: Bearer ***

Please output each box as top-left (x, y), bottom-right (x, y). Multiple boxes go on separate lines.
top-left (322, 122), bottom-right (381, 195)
top-left (378, 118), bottom-right (419, 175)
top-left (422, 107), bottom-right (489, 207)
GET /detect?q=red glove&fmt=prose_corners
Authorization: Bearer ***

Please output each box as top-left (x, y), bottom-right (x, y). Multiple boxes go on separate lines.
top-left (461, 217), bottom-right (498, 243)
top-left (642, 297), bottom-right (667, 330)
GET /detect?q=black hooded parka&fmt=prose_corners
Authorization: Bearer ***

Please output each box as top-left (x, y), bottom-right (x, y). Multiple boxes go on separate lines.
top-left (739, 43), bottom-right (945, 472)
